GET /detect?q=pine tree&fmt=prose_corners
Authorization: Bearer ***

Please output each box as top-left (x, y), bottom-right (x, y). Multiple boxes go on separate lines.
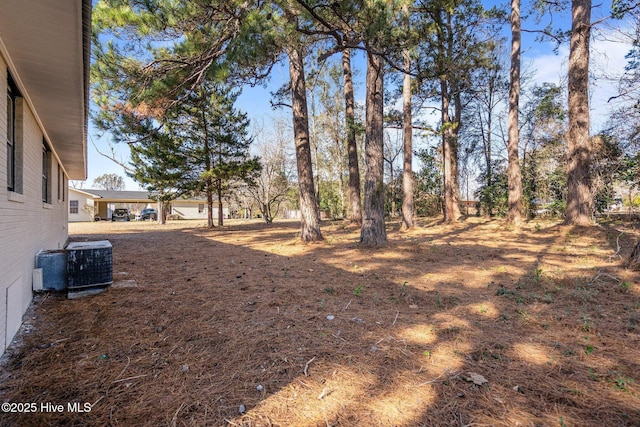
top-left (413, 0), bottom-right (500, 224)
top-left (174, 83), bottom-right (260, 228)
top-left (565, 0), bottom-right (593, 225)
top-left (129, 129), bottom-right (187, 224)
top-left (507, 0), bottom-right (523, 228)
top-left (400, 1), bottom-right (415, 231)
top-left (342, 48), bottom-right (363, 226)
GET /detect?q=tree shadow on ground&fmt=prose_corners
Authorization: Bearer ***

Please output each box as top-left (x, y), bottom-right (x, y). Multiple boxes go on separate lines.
top-left (0, 218), bottom-right (638, 427)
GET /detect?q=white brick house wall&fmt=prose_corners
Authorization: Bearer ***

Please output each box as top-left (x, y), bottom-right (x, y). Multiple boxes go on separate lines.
top-left (0, 55), bottom-right (69, 352)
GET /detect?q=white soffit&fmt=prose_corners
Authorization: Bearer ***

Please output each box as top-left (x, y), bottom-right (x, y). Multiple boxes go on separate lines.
top-left (0, 0), bottom-right (90, 180)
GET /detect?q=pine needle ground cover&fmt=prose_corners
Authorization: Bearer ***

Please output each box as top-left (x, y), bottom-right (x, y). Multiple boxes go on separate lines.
top-left (1, 218), bottom-right (639, 426)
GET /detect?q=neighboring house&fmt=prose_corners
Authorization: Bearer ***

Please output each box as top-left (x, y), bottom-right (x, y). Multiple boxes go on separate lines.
top-left (68, 188), bottom-right (228, 221)
top-left (68, 188), bottom-right (156, 221)
top-left (169, 198), bottom-right (228, 221)
top-left (0, 1), bottom-right (91, 353)
top-left (68, 188), bottom-right (101, 222)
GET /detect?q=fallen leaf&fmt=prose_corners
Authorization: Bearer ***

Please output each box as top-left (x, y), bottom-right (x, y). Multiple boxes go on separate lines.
top-left (464, 372), bottom-right (488, 386)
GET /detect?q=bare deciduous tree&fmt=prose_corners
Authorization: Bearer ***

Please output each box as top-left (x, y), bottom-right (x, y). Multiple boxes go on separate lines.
top-left (243, 119), bottom-right (294, 223)
top-left (92, 173), bottom-right (125, 191)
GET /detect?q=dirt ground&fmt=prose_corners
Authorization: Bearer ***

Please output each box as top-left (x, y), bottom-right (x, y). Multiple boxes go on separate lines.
top-left (0, 217), bottom-right (639, 427)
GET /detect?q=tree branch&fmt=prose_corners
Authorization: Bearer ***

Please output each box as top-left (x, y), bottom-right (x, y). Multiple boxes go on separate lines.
top-left (90, 135), bottom-right (135, 174)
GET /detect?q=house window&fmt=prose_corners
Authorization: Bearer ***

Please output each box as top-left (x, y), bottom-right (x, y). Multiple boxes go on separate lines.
top-left (56, 164), bottom-right (67, 201)
top-left (69, 200), bottom-right (79, 214)
top-left (57, 164), bottom-right (62, 201)
top-left (6, 76), bottom-right (15, 191)
top-left (42, 140), bottom-right (51, 203)
top-left (198, 203), bottom-right (205, 214)
top-left (6, 73), bottom-right (23, 194)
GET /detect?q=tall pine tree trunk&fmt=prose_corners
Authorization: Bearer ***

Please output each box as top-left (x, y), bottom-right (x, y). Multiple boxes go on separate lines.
top-left (486, 112), bottom-right (493, 217)
top-left (217, 185), bottom-right (224, 227)
top-left (507, 0), bottom-right (523, 228)
top-left (401, 46), bottom-right (415, 230)
top-left (482, 107), bottom-right (493, 216)
top-left (452, 90), bottom-right (463, 217)
top-left (441, 78), bottom-right (460, 223)
top-left (360, 51), bottom-right (386, 245)
top-left (288, 46), bottom-right (323, 241)
top-left (202, 104), bottom-right (215, 229)
top-left (342, 48), bottom-right (362, 226)
top-left (565, 0), bottom-right (593, 225)
top-left (400, 3), bottom-right (414, 230)
top-left (627, 240), bottom-right (640, 270)
top-left (157, 196), bottom-right (167, 225)
top-left (206, 185), bottom-right (214, 228)
top-left (439, 10), bottom-right (461, 224)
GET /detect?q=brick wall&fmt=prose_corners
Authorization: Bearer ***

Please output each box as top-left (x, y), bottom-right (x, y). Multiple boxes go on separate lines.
top-left (0, 54), bottom-right (69, 352)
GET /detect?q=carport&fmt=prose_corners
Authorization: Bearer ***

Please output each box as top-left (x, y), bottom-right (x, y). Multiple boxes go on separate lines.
top-left (82, 190), bottom-right (155, 221)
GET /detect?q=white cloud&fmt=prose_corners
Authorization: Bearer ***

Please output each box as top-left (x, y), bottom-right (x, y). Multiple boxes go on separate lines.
top-left (525, 44), bottom-right (569, 88)
top-left (590, 27), bottom-right (634, 127)
top-left (526, 27), bottom-right (634, 132)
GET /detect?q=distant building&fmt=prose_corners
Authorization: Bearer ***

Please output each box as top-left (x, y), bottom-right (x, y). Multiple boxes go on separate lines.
top-left (168, 198), bottom-right (228, 221)
top-left (68, 188), bottom-right (228, 221)
top-left (68, 188), bottom-right (155, 221)
top-left (0, 1), bottom-right (91, 353)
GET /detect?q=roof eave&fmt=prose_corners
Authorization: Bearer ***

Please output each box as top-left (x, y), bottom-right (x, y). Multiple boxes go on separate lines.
top-left (0, 0), bottom-right (91, 180)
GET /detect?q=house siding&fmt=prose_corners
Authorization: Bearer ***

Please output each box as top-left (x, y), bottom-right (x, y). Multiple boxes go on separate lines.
top-left (0, 54), bottom-right (68, 352)
top-left (68, 188), bottom-right (96, 222)
top-left (171, 201), bottom-right (228, 220)
top-left (171, 202), bottom-right (211, 220)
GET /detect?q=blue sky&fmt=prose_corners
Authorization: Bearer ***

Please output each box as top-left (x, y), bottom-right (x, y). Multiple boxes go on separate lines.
top-left (80, 1), bottom-right (635, 191)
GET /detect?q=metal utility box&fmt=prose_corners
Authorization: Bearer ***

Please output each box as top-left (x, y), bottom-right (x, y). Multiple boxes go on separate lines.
top-left (66, 241), bottom-right (113, 292)
top-left (35, 250), bottom-right (68, 291)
